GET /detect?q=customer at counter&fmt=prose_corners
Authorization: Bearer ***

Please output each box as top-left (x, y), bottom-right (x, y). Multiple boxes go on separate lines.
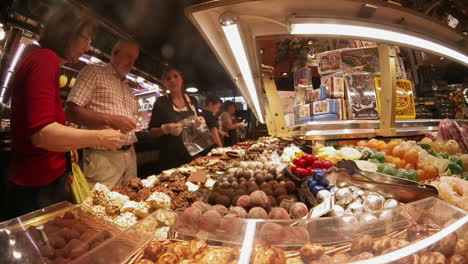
top-left (220, 101), bottom-right (243, 146)
top-left (148, 68), bottom-right (200, 172)
top-left (200, 95), bottom-right (225, 148)
top-left (66, 40), bottom-right (140, 189)
top-left (7, 6), bottom-right (125, 218)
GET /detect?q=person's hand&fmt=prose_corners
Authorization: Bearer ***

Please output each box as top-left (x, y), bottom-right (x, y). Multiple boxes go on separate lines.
top-left (196, 116), bottom-right (206, 124)
top-left (71, 150), bottom-right (79, 163)
top-left (107, 115), bottom-right (136, 134)
top-left (97, 129), bottom-right (125, 151)
top-left (219, 130), bottom-right (229, 137)
top-left (161, 123), bottom-right (183, 136)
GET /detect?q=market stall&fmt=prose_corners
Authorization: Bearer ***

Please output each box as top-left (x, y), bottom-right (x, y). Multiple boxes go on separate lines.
top-left (0, 1), bottom-right (467, 264)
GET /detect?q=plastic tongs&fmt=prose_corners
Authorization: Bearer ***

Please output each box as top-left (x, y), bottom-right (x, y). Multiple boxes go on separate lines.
top-left (329, 160), bottom-right (438, 203)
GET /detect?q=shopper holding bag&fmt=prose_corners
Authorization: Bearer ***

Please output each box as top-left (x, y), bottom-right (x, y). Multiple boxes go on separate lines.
top-left (6, 5), bottom-right (125, 218)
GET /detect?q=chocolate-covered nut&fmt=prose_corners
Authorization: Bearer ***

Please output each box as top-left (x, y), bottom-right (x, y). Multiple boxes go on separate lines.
top-left (273, 187), bottom-right (287, 198)
top-left (220, 181), bottom-right (231, 189)
top-left (265, 173), bottom-right (274, 182)
top-left (231, 182), bottom-right (239, 189)
top-left (255, 174), bottom-right (266, 185)
top-left (49, 235), bottom-right (67, 249)
top-left (285, 181), bottom-right (296, 193)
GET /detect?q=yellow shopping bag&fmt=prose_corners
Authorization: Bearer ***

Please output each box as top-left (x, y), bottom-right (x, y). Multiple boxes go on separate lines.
top-left (70, 161), bottom-right (91, 204)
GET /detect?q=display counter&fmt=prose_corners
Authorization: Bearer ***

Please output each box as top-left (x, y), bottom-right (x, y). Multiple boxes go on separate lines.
top-left (293, 119), bottom-right (468, 141)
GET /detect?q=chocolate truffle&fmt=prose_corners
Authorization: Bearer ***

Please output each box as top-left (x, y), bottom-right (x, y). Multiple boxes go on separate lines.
top-left (269, 207), bottom-right (290, 219)
top-left (212, 204), bottom-right (229, 216)
top-left (248, 207), bottom-right (268, 219)
top-left (228, 207), bottom-right (248, 218)
top-left (285, 181), bottom-right (296, 193)
top-left (200, 210), bottom-right (221, 230)
top-left (290, 202), bottom-right (308, 219)
top-left (250, 190), bottom-right (268, 208)
top-left (273, 187), bottom-right (287, 198)
top-left (259, 223), bottom-right (284, 244)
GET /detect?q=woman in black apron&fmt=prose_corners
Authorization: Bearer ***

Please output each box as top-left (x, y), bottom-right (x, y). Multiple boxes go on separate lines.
top-left (148, 68), bottom-right (199, 172)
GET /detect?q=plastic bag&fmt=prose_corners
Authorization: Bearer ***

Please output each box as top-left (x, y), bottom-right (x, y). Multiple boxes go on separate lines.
top-left (180, 115), bottom-right (214, 156)
top-left (70, 162), bottom-right (91, 204)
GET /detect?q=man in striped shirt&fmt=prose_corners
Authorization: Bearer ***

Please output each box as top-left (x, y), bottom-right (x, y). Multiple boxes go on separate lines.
top-left (66, 40), bottom-right (140, 188)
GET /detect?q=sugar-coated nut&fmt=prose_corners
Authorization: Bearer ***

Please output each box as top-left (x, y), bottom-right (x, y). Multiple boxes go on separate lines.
top-left (329, 253), bottom-right (352, 263)
top-left (351, 235), bottom-right (374, 255)
top-left (407, 224), bottom-right (429, 242)
top-left (228, 206), bottom-right (248, 218)
top-left (283, 226), bottom-right (310, 245)
top-left (300, 243), bottom-right (325, 261)
top-left (136, 259), bottom-right (155, 264)
top-left (200, 210), bottom-right (221, 230)
top-left (156, 253), bottom-right (179, 264)
top-left (420, 252), bottom-right (447, 264)
top-left (250, 190), bottom-right (269, 208)
top-left (290, 202), bottom-right (309, 219)
top-left (269, 207), bottom-right (290, 219)
top-left (212, 204), bottom-right (228, 216)
top-left (248, 207), bottom-right (268, 219)
top-left (449, 255), bottom-right (466, 264)
top-left (430, 232), bottom-right (457, 256)
top-left (350, 252), bottom-right (374, 262)
top-left (260, 223), bottom-right (284, 244)
top-left (72, 222), bottom-right (88, 235)
top-left (236, 195), bottom-right (251, 208)
top-left (143, 241), bottom-right (164, 261)
top-left (188, 240), bottom-right (208, 259)
top-left (252, 246), bottom-right (286, 264)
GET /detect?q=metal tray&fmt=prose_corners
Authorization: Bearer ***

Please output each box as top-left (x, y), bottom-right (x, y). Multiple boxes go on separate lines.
top-left (324, 160), bottom-right (438, 203)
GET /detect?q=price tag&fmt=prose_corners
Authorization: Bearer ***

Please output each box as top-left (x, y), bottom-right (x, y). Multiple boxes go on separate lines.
top-left (276, 163), bottom-right (289, 173)
top-left (309, 197), bottom-right (333, 219)
top-left (270, 151), bottom-right (281, 163)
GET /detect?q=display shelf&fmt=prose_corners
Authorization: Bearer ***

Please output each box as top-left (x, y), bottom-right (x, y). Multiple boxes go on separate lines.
top-left (85, 197), bottom-right (467, 264)
top-left (292, 119), bottom-right (468, 140)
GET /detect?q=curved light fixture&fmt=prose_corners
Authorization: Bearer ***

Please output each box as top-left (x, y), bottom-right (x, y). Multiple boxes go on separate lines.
top-left (220, 12), bottom-right (264, 123)
top-left (290, 19), bottom-right (468, 66)
top-left (186, 87), bottom-right (198, 93)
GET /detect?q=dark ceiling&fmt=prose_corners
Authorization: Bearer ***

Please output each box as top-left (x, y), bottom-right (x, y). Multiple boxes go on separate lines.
top-left (76, 0), bottom-right (237, 93)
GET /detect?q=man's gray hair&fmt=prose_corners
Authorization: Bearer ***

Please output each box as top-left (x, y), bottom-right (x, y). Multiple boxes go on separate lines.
top-left (111, 39), bottom-right (139, 55)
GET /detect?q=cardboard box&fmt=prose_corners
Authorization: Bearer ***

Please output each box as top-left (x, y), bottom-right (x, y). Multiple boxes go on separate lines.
top-left (345, 74), bottom-right (379, 119)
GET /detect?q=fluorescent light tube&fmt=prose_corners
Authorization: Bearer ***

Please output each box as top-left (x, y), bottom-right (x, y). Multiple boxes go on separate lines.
top-left (290, 23), bottom-right (468, 65)
top-left (222, 24), bottom-right (264, 123)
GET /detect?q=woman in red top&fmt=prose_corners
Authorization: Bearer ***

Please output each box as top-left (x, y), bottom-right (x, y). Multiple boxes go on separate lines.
top-left (7, 6), bottom-right (126, 218)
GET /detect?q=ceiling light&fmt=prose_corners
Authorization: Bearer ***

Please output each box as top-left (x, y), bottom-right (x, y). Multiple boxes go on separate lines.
top-left (0, 27), bottom-right (5, 41)
top-left (186, 87), bottom-right (198, 93)
top-left (221, 14), bottom-right (264, 123)
top-left (290, 22), bottom-right (468, 66)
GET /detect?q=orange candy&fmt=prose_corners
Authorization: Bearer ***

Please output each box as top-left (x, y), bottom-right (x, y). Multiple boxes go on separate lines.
top-left (403, 163), bottom-right (416, 170)
top-left (376, 140), bottom-right (387, 151)
top-left (357, 140), bottom-right (368, 147)
top-left (403, 149), bottom-right (419, 166)
top-left (392, 145), bottom-right (405, 159)
top-left (386, 141), bottom-right (400, 153)
top-left (422, 165), bottom-right (439, 181)
top-left (416, 169), bottom-right (425, 180)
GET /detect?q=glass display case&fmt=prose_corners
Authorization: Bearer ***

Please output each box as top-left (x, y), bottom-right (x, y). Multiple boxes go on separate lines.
top-left (61, 197), bottom-right (467, 264)
top-left (0, 202), bottom-right (123, 264)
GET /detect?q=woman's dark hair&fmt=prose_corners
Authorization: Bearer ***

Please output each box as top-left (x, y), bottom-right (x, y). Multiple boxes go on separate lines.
top-left (161, 67), bottom-right (183, 81)
top-left (204, 95), bottom-right (222, 106)
top-left (39, 5), bottom-right (94, 60)
top-left (223, 100), bottom-right (235, 111)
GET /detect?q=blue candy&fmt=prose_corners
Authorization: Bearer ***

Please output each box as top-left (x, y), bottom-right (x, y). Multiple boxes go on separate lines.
top-left (314, 170), bottom-right (325, 180)
top-left (312, 185), bottom-right (326, 196)
top-left (327, 185), bottom-right (335, 191)
top-left (307, 179), bottom-right (318, 188)
top-left (319, 178), bottom-right (329, 187)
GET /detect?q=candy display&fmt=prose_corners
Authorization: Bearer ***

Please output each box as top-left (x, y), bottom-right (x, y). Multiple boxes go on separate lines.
top-left (0, 210), bottom-right (114, 264)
